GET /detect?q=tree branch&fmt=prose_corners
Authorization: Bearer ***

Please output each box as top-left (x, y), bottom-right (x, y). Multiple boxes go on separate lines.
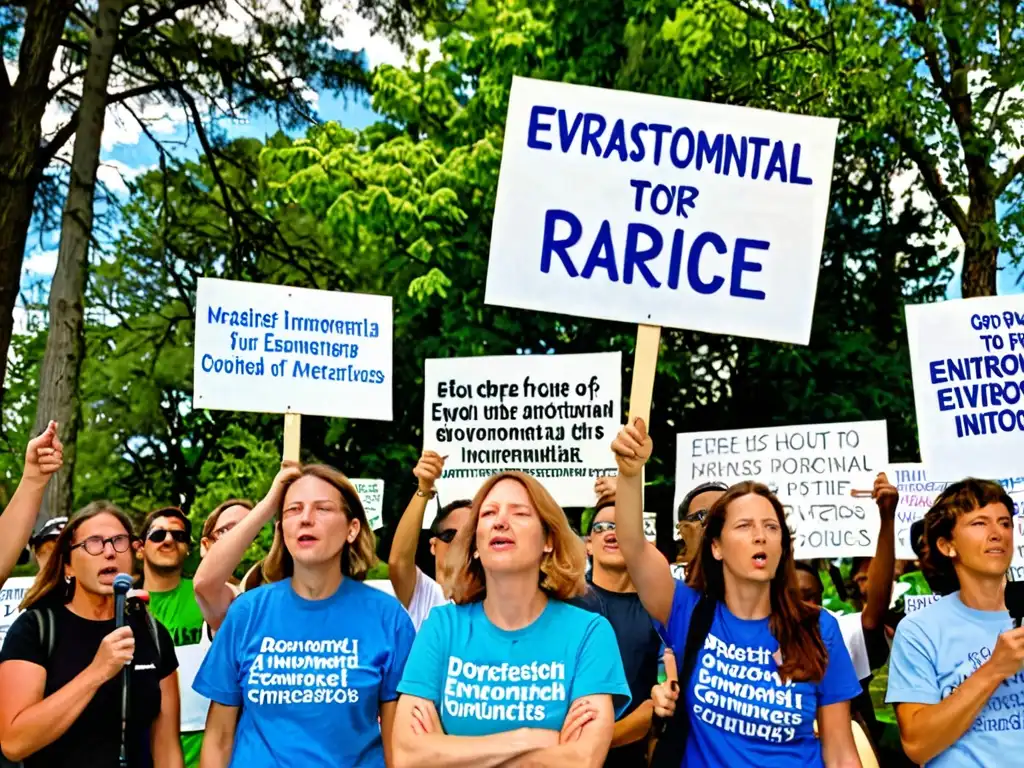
top-left (995, 155), bottom-right (1024, 197)
top-left (897, 130), bottom-right (968, 237)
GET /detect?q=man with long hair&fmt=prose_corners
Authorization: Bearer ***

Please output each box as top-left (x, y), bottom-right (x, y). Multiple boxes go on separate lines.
top-left (887, 478), bottom-right (1024, 766)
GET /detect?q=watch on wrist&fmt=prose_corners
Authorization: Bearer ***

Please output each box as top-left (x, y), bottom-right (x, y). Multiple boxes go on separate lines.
top-left (416, 488), bottom-right (437, 499)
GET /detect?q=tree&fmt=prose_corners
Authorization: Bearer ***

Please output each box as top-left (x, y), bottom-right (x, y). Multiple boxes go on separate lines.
top-left (3, 0), bottom-right (446, 520)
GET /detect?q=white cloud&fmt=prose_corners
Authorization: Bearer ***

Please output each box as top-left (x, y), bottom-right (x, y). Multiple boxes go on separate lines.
top-left (22, 249), bottom-right (59, 278)
top-left (96, 158), bottom-right (156, 196)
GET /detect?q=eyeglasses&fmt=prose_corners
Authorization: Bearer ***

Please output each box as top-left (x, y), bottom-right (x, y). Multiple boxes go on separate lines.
top-left (682, 509), bottom-right (708, 525)
top-left (433, 529), bottom-right (458, 544)
top-left (591, 521), bottom-right (616, 535)
top-left (71, 534), bottom-right (133, 556)
top-left (147, 529), bottom-right (189, 545)
top-left (210, 522), bottom-right (237, 541)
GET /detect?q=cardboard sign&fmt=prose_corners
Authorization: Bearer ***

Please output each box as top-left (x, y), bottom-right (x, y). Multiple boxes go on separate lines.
top-left (423, 352), bottom-right (621, 517)
top-left (907, 296), bottom-right (1024, 478)
top-left (193, 278), bottom-right (393, 420)
top-left (0, 577), bottom-right (34, 646)
top-left (351, 479), bottom-right (384, 530)
top-left (673, 421), bottom-right (889, 558)
top-left (890, 464), bottom-right (953, 560)
top-left (485, 76), bottom-right (839, 344)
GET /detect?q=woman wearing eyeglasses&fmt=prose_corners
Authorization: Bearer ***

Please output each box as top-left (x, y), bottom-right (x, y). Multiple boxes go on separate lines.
top-left (0, 502), bottom-right (183, 768)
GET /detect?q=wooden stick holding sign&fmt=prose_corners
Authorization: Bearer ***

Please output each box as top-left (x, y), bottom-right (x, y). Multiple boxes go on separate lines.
top-left (283, 412), bottom-right (301, 462)
top-left (628, 324), bottom-right (662, 423)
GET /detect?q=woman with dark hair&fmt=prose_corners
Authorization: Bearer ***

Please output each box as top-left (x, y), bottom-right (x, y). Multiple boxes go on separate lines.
top-left (611, 420), bottom-right (862, 767)
top-left (392, 471), bottom-right (631, 768)
top-left (193, 463), bottom-right (415, 767)
top-left (0, 502), bottom-right (182, 768)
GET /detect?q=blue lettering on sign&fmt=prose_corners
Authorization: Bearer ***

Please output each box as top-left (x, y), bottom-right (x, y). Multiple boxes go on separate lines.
top-left (539, 209), bottom-right (768, 300)
top-left (525, 106), bottom-right (817, 186)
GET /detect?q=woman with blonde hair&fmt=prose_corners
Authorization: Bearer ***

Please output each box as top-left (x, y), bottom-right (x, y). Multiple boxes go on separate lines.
top-left (193, 463), bottom-right (415, 768)
top-left (0, 502), bottom-right (182, 768)
top-left (393, 471), bottom-right (631, 768)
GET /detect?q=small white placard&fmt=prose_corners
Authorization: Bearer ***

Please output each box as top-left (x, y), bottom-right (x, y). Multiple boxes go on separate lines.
top-left (351, 479), bottom-right (385, 530)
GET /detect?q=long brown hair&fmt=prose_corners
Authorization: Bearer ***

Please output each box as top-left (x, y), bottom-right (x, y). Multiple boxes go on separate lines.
top-left (687, 482), bottom-right (827, 683)
top-left (447, 471), bottom-right (586, 604)
top-left (247, 464), bottom-right (376, 589)
top-left (21, 502), bottom-right (135, 611)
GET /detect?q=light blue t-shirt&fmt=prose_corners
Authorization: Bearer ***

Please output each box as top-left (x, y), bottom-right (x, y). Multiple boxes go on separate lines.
top-left (886, 592), bottom-right (1024, 766)
top-left (193, 577), bottom-right (415, 768)
top-left (657, 581), bottom-right (861, 768)
top-left (397, 598), bottom-right (631, 735)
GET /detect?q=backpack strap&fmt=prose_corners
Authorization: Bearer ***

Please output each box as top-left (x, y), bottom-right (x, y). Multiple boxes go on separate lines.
top-left (650, 595), bottom-right (716, 768)
top-left (144, 609), bottom-right (162, 668)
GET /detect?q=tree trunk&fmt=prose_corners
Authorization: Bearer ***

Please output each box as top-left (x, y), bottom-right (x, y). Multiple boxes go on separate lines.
top-left (32, 0), bottom-right (125, 521)
top-left (0, 0), bottom-right (75, 399)
top-left (960, 195), bottom-right (999, 298)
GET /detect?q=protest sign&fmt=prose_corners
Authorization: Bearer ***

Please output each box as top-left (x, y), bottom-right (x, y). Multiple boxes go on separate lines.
top-left (905, 595), bottom-right (940, 614)
top-left (485, 76), bottom-right (839, 345)
top-left (673, 421), bottom-right (888, 558)
top-left (0, 576), bottom-right (33, 646)
top-left (423, 352), bottom-right (621, 517)
top-left (643, 512), bottom-right (657, 543)
top-left (193, 278), bottom-right (393, 423)
top-left (890, 464), bottom-right (952, 560)
top-left (907, 295), bottom-right (1024, 478)
top-left (351, 479), bottom-right (384, 530)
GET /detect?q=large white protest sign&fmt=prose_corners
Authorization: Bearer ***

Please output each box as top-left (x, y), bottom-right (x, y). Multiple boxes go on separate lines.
top-left (424, 352), bottom-right (621, 515)
top-left (673, 421), bottom-right (888, 558)
top-left (890, 464), bottom-right (952, 560)
top-left (485, 76), bottom-right (839, 344)
top-left (1004, 477), bottom-right (1024, 581)
top-left (194, 278), bottom-right (393, 420)
top-left (907, 296), bottom-right (1024, 478)
top-left (351, 479), bottom-right (384, 530)
top-left (0, 577), bottom-right (33, 646)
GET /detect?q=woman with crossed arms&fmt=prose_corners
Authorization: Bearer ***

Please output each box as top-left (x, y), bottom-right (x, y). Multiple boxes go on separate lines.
top-left (393, 471), bottom-right (631, 767)
top-left (612, 420), bottom-right (863, 768)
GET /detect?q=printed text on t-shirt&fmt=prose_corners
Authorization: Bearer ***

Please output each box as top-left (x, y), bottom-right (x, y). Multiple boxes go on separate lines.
top-left (443, 656), bottom-right (566, 722)
top-left (247, 636), bottom-right (361, 706)
top-left (691, 633), bottom-right (803, 744)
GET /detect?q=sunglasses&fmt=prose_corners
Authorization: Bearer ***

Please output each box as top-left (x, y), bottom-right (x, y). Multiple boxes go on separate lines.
top-left (71, 534), bottom-right (133, 556)
top-left (433, 528), bottom-right (458, 544)
top-left (591, 521), bottom-right (616, 535)
top-left (682, 509), bottom-right (709, 525)
top-left (147, 528), bottom-right (189, 545)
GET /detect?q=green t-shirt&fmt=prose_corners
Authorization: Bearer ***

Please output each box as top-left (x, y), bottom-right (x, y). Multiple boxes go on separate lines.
top-left (149, 578), bottom-right (205, 647)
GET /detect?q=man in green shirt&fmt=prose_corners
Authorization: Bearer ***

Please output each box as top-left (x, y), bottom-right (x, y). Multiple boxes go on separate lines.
top-left (137, 506), bottom-right (206, 767)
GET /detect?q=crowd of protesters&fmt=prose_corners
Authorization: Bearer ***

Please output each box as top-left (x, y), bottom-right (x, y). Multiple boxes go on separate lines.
top-left (0, 419), bottom-right (1022, 767)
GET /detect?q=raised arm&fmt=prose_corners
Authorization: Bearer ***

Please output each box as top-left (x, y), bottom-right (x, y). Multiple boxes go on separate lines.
top-left (861, 473), bottom-right (897, 634)
top-left (0, 421), bottom-right (62, 588)
top-left (893, 626), bottom-right (1024, 764)
top-left (193, 462), bottom-right (300, 629)
top-left (391, 695), bottom-right (558, 768)
top-left (611, 419), bottom-right (676, 625)
top-left (389, 451), bottom-right (445, 608)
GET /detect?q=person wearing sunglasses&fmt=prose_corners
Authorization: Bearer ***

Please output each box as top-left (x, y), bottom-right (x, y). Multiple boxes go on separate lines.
top-left (0, 502), bottom-right (182, 768)
top-left (672, 482), bottom-right (727, 579)
top-left (572, 486), bottom-right (663, 768)
top-left (388, 450), bottom-right (473, 630)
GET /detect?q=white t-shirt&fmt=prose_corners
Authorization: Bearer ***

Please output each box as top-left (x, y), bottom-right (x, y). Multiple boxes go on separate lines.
top-left (833, 610), bottom-right (870, 681)
top-left (407, 567), bottom-right (449, 631)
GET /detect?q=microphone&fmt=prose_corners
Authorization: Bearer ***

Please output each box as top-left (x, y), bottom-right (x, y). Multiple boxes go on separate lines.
top-left (113, 573), bottom-right (133, 629)
top-left (1007, 580), bottom-right (1024, 630)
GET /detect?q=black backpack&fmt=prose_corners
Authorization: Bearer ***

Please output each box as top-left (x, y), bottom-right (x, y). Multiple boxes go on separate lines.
top-left (650, 595), bottom-right (716, 768)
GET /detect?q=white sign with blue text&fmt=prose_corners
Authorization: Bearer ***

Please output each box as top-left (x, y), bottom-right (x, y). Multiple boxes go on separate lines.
top-left (193, 278), bottom-right (393, 420)
top-left (907, 295), bottom-right (1024, 478)
top-left (485, 76), bottom-right (839, 344)
top-left (673, 420), bottom-right (889, 558)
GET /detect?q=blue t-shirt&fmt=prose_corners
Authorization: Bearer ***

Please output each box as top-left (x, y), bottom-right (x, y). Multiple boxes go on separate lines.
top-left (886, 592), bottom-right (1024, 766)
top-left (397, 598), bottom-right (631, 735)
top-left (193, 577), bottom-right (415, 768)
top-left (657, 581), bottom-right (861, 768)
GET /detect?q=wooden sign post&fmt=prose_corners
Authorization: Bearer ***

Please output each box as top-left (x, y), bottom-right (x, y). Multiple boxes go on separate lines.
top-left (627, 324), bottom-right (662, 423)
top-left (283, 412), bottom-right (301, 462)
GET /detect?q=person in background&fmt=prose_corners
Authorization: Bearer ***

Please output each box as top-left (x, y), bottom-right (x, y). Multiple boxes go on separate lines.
top-left (388, 450), bottom-right (472, 630)
top-left (613, 420), bottom-right (862, 767)
top-left (198, 500), bottom-right (253, 587)
top-left (393, 471), bottom-right (631, 767)
top-left (574, 486), bottom-right (661, 767)
top-left (887, 479), bottom-right (1024, 766)
top-left (673, 482), bottom-right (726, 576)
top-left (194, 463), bottom-right (415, 767)
top-left (29, 517), bottom-right (67, 573)
top-left (192, 465), bottom-right (299, 630)
top-left (0, 502), bottom-right (182, 768)
top-left (0, 421), bottom-right (63, 590)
